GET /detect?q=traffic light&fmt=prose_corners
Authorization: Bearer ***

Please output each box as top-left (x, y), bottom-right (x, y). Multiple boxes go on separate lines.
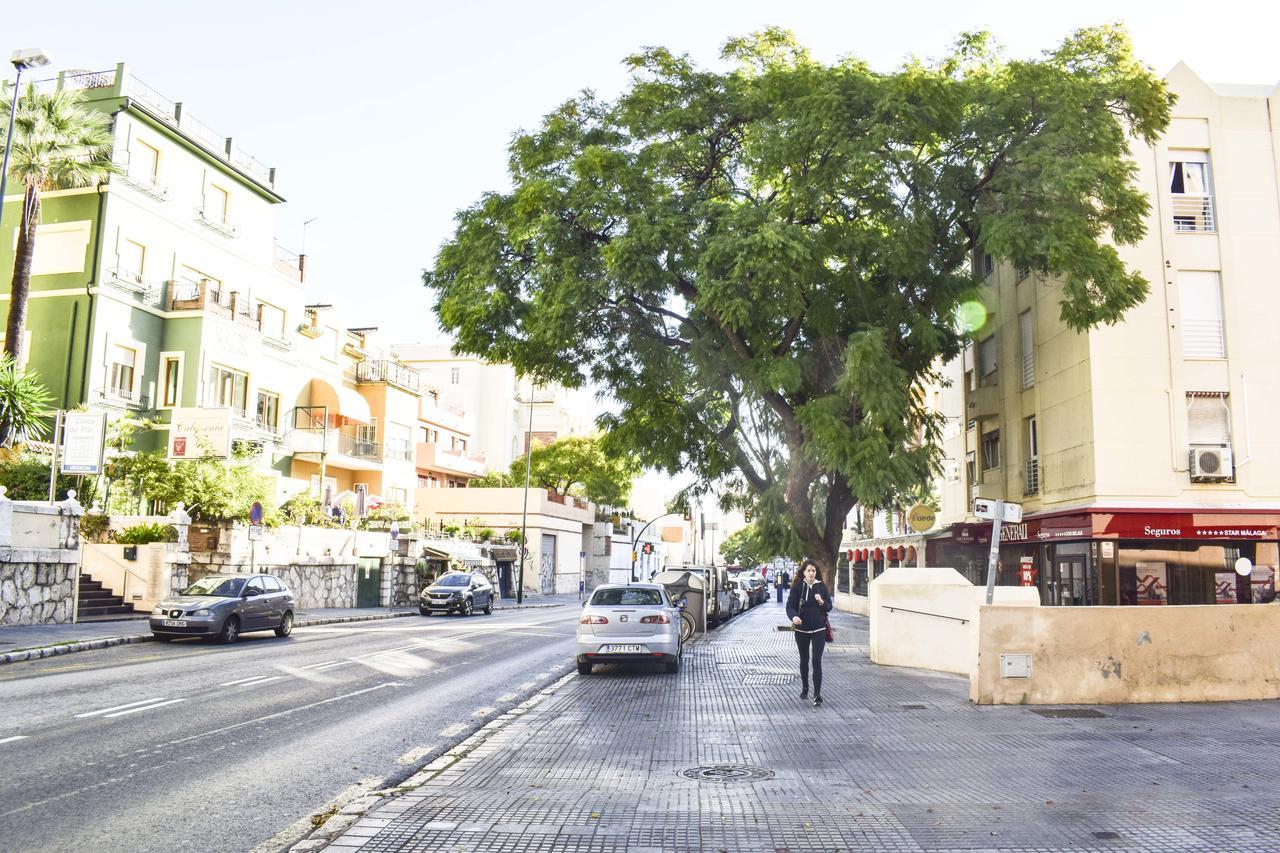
top-left (642, 542), bottom-right (654, 555)
top-left (743, 507), bottom-right (752, 522)
top-left (682, 507), bottom-right (691, 522)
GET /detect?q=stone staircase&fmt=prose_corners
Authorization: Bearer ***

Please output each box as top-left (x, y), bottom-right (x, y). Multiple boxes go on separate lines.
top-left (76, 573), bottom-right (139, 621)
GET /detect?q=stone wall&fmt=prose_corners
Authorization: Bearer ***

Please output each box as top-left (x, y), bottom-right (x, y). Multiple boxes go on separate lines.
top-left (274, 560), bottom-right (358, 609)
top-left (0, 562), bottom-right (77, 626)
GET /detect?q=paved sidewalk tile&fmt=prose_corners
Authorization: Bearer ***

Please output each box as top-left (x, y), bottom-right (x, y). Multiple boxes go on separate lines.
top-left (318, 601), bottom-right (1280, 852)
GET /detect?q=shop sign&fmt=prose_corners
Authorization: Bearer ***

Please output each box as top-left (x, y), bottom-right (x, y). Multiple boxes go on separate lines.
top-left (168, 408), bottom-right (232, 460)
top-left (1098, 513), bottom-right (1279, 540)
top-left (60, 411), bottom-right (107, 474)
top-left (906, 503), bottom-right (936, 532)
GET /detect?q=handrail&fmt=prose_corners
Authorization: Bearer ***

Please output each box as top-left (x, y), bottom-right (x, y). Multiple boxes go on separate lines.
top-left (880, 604), bottom-right (969, 625)
top-left (86, 543), bottom-right (153, 584)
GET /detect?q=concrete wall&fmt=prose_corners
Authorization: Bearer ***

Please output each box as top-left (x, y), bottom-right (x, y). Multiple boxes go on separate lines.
top-left (83, 542), bottom-right (171, 611)
top-left (869, 567), bottom-right (1040, 676)
top-left (0, 496), bottom-right (83, 625)
top-left (835, 591), bottom-right (869, 616)
top-left (972, 603), bottom-right (1280, 705)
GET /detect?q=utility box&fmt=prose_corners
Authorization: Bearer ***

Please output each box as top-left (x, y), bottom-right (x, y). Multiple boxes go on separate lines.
top-left (1000, 653), bottom-right (1033, 678)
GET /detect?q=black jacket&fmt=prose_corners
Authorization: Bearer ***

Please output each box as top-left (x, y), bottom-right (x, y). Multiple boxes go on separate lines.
top-left (786, 580), bottom-right (833, 633)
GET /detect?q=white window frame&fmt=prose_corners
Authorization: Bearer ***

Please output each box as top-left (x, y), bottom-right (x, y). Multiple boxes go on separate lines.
top-left (1177, 271), bottom-right (1226, 359)
top-left (131, 139), bottom-right (161, 184)
top-left (104, 335), bottom-right (147, 403)
top-left (978, 335), bottom-right (997, 378)
top-left (208, 363), bottom-right (249, 416)
top-left (118, 238), bottom-right (146, 284)
top-left (1019, 310), bottom-right (1035, 389)
top-left (981, 428), bottom-right (1001, 471)
top-left (159, 351), bottom-right (185, 409)
top-left (206, 182), bottom-right (230, 224)
top-left (256, 389), bottom-right (280, 432)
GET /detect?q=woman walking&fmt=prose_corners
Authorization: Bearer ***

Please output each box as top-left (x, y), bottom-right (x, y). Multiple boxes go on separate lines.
top-left (786, 559), bottom-right (833, 706)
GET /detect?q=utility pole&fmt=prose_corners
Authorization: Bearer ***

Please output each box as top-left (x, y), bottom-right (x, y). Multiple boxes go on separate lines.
top-left (516, 383), bottom-right (535, 604)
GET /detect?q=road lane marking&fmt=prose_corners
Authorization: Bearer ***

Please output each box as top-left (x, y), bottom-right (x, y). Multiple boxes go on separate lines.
top-left (75, 698), bottom-right (169, 718)
top-left (470, 706), bottom-right (495, 718)
top-left (103, 698), bottom-right (186, 718)
top-left (300, 660), bottom-right (341, 670)
top-left (396, 745), bottom-right (436, 765)
top-left (221, 675), bottom-right (285, 688)
top-left (166, 682), bottom-right (402, 746)
top-left (0, 735), bottom-right (28, 745)
top-left (438, 723), bottom-right (467, 737)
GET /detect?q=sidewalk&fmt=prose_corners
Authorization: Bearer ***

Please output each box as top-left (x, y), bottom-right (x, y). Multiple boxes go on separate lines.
top-left (303, 601), bottom-right (1280, 852)
top-left (0, 593), bottom-right (575, 665)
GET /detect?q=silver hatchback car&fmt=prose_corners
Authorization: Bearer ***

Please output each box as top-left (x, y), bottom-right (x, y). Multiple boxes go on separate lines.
top-left (150, 573), bottom-right (295, 644)
top-left (575, 583), bottom-right (682, 675)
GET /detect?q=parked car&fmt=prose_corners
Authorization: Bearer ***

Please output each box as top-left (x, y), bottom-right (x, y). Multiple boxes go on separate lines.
top-left (420, 571), bottom-right (495, 616)
top-left (728, 578), bottom-right (751, 614)
top-left (576, 583), bottom-right (682, 674)
top-left (672, 565), bottom-right (734, 625)
top-left (734, 574), bottom-right (767, 607)
top-left (150, 573), bottom-right (295, 644)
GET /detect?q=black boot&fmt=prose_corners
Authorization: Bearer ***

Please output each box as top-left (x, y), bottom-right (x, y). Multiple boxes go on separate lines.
top-left (800, 683), bottom-right (809, 699)
top-left (812, 694), bottom-right (824, 707)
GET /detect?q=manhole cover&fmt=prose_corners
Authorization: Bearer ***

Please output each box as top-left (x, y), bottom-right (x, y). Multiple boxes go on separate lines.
top-left (1032, 708), bottom-right (1107, 718)
top-left (679, 764), bottom-right (776, 783)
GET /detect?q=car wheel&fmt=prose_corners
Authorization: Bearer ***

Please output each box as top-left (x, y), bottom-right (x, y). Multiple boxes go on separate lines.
top-left (483, 597), bottom-right (493, 615)
top-left (419, 607), bottom-right (431, 616)
top-left (665, 656), bottom-right (680, 674)
top-left (275, 611), bottom-right (294, 638)
top-left (577, 660), bottom-right (592, 675)
top-left (462, 598), bottom-right (474, 617)
top-left (218, 616), bottom-right (240, 644)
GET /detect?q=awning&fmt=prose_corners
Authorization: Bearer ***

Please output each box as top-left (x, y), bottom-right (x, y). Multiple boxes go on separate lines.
top-left (310, 378), bottom-right (371, 424)
top-left (421, 540), bottom-right (495, 567)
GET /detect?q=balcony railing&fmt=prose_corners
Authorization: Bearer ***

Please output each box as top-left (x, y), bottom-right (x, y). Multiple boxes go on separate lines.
top-left (193, 207), bottom-right (240, 238)
top-left (1171, 193), bottom-right (1216, 233)
top-left (98, 387), bottom-right (150, 412)
top-left (356, 359), bottom-right (423, 394)
top-left (1024, 459), bottom-right (1040, 496)
top-left (336, 433), bottom-right (381, 460)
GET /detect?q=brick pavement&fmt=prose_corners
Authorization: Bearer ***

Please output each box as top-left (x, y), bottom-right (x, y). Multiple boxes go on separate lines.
top-left (308, 601), bottom-right (1280, 852)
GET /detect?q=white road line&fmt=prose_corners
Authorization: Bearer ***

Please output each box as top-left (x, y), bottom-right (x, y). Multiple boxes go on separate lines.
top-left (396, 745), bottom-right (435, 765)
top-left (103, 698), bottom-right (186, 718)
top-left (231, 676), bottom-right (286, 688)
top-left (310, 661), bottom-right (350, 671)
top-left (0, 735), bottom-right (28, 745)
top-left (300, 660), bottom-right (341, 670)
top-left (166, 682), bottom-right (401, 746)
top-left (75, 698), bottom-right (169, 718)
top-left (220, 675), bottom-right (272, 686)
top-left (438, 723), bottom-right (467, 737)
top-left (470, 706), bottom-right (495, 718)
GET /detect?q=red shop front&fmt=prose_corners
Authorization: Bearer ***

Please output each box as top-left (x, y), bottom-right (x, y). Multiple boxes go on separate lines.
top-left (927, 508), bottom-right (1280, 606)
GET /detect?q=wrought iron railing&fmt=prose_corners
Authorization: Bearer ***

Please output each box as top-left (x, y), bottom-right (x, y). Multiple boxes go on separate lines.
top-left (356, 359), bottom-right (423, 393)
top-left (1024, 459), bottom-right (1040, 496)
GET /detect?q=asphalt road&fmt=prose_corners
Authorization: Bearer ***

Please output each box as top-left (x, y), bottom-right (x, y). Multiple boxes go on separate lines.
top-left (0, 605), bottom-right (579, 852)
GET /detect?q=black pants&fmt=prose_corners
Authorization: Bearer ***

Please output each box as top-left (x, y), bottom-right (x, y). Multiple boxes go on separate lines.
top-left (794, 630), bottom-right (827, 694)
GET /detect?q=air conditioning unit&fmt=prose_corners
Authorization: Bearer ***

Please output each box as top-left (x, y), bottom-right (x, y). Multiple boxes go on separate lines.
top-left (1189, 445), bottom-right (1233, 482)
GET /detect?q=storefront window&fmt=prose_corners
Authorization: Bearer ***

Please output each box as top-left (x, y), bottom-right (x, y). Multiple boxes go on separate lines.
top-left (1117, 541), bottom-right (1278, 606)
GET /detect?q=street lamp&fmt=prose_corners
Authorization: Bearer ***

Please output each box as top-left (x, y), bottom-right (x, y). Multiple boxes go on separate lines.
top-left (0, 50), bottom-right (51, 229)
top-left (629, 512), bottom-right (680, 582)
top-left (516, 381), bottom-right (535, 604)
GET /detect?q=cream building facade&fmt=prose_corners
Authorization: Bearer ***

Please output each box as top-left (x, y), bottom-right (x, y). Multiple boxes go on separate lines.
top-left (923, 64), bottom-right (1280, 608)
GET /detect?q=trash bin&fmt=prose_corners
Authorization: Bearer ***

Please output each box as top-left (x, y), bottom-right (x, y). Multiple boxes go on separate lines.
top-left (653, 569), bottom-right (707, 634)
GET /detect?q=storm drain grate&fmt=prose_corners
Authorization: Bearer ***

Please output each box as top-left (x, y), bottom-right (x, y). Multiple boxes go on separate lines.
top-left (1032, 708), bottom-right (1108, 718)
top-left (1092, 831), bottom-right (1122, 840)
top-left (742, 672), bottom-right (795, 685)
top-left (901, 704), bottom-right (927, 710)
top-left (679, 764), bottom-right (776, 784)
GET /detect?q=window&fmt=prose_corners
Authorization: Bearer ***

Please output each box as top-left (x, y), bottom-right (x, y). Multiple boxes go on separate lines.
top-left (206, 183), bottom-right (230, 223)
top-left (321, 326), bottom-right (339, 362)
top-left (1169, 153), bottom-right (1215, 232)
top-left (131, 140), bottom-right (160, 183)
top-left (981, 252), bottom-right (994, 277)
top-left (386, 423), bottom-right (411, 461)
top-left (981, 429), bottom-right (1001, 471)
top-left (1024, 416), bottom-right (1040, 495)
top-left (258, 302), bottom-right (286, 340)
top-left (356, 418), bottom-right (378, 455)
top-left (208, 365), bottom-right (249, 415)
top-left (161, 354), bottom-right (183, 408)
top-left (1186, 393), bottom-right (1230, 446)
top-left (450, 367), bottom-right (460, 385)
top-left (177, 266), bottom-right (222, 304)
top-left (978, 335), bottom-right (997, 378)
top-left (451, 436), bottom-right (467, 453)
top-left (109, 345), bottom-right (137, 399)
top-left (256, 391), bottom-right (280, 432)
top-left (388, 486), bottom-right (407, 506)
top-left (1019, 310), bottom-right (1035, 388)
top-left (1015, 267), bottom-right (1030, 283)
top-left (966, 450), bottom-right (976, 484)
top-left (119, 239), bottom-right (146, 283)
top-left (420, 426), bottom-right (430, 444)
top-left (1177, 271), bottom-right (1225, 359)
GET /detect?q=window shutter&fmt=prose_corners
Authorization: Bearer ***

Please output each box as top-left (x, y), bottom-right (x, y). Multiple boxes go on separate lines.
top-left (1178, 272), bottom-right (1225, 358)
top-left (1019, 311), bottom-right (1034, 388)
top-left (1187, 394), bottom-right (1229, 445)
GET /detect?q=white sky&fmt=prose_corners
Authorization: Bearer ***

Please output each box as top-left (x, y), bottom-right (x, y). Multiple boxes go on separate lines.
top-left (10, 1), bottom-right (1279, 342)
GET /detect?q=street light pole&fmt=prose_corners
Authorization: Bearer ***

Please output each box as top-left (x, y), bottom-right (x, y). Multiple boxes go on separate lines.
top-left (516, 383), bottom-right (535, 604)
top-left (0, 50), bottom-right (52, 240)
top-left (629, 512), bottom-right (680, 582)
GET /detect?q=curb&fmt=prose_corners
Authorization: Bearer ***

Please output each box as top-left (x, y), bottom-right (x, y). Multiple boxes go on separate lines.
top-left (0, 609), bottom-right (420, 666)
top-left (288, 666), bottom-right (577, 851)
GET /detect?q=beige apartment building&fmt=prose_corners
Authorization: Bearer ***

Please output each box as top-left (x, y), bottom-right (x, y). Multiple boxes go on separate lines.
top-left (921, 64), bottom-right (1280, 608)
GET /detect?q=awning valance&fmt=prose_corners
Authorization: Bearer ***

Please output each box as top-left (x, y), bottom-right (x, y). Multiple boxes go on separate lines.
top-left (310, 378), bottom-right (372, 424)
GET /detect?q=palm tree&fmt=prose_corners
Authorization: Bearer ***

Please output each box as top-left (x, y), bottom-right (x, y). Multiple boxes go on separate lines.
top-left (0, 351), bottom-right (52, 448)
top-left (1, 83), bottom-right (115, 366)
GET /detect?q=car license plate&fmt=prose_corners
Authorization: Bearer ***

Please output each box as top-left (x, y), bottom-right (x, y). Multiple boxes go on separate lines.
top-left (162, 619), bottom-right (187, 628)
top-left (601, 644), bottom-right (644, 654)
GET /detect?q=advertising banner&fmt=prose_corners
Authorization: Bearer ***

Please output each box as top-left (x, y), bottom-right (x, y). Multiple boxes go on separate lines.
top-left (60, 411), bottom-right (107, 474)
top-left (168, 408), bottom-right (233, 460)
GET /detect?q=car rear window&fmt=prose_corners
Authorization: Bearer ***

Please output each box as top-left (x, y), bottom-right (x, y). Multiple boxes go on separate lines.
top-left (591, 588), bottom-right (665, 606)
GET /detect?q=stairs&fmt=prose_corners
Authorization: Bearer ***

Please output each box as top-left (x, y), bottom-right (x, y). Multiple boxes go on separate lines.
top-left (77, 574), bottom-right (140, 620)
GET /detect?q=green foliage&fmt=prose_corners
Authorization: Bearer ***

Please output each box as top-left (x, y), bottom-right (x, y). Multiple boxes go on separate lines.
top-left (506, 434), bottom-right (641, 506)
top-left (468, 470), bottom-right (515, 487)
top-left (79, 511), bottom-right (110, 542)
top-left (442, 523), bottom-right (462, 537)
top-left (719, 524), bottom-right (768, 567)
top-left (104, 449), bottom-right (274, 522)
top-left (361, 502), bottom-right (412, 531)
top-left (114, 523), bottom-right (177, 545)
top-left (279, 494), bottom-right (338, 528)
top-left (476, 527), bottom-right (494, 542)
top-left (0, 452), bottom-right (77, 501)
top-left (104, 451), bottom-right (171, 515)
top-left (0, 354), bottom-right (52, 447)
top-left (504, 529), bottom-right (523, 544)
top-left (425, 26), bottom-right (1171, 569)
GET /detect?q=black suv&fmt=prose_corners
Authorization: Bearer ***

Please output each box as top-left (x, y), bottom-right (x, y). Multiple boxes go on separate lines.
top-left (420, 571), bottom-right (495, 616)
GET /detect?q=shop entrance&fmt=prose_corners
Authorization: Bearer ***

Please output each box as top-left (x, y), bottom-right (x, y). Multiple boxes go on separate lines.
top-left (1047, 543), bottom-right (1095, 606)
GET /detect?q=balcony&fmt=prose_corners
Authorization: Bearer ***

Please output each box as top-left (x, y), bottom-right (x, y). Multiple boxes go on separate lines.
top-left (356, 359), bottom-right (423, 394)
top-left (965, 383), bottom-right (1001, 419)
top-left (1023, 459), bottom-right (1040, 496)
top-left (193, 206), bottom-right (240, 238)
top-left (416, 443), bottom-right (486, 478)
top-left (166, 281), bottom-right (260, 329)
top-left (1171, 193), bottom-right (1216, 233)
top-left (97, 387), bottom-right (150, 412)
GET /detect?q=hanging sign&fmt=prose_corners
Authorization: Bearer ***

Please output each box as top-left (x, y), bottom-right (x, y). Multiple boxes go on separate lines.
top-left (60, 411), bottom-right (107, 474)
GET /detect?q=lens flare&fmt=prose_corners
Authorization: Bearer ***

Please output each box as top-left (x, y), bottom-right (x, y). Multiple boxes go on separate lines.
top-left (954, 300), bottom-right (988, 333)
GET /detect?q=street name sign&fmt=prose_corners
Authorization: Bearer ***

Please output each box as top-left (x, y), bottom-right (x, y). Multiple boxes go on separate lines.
top-left (974, 498), bottom-right (1023, 522)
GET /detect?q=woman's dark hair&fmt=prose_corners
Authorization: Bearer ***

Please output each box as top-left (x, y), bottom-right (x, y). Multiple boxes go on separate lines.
top-left (792, 559), bottom-right (823, 589)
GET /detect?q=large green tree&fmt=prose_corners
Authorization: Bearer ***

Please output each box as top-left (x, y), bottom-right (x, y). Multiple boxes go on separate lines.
top-left (2, 83), bottom-right (116, 366)
top-left (426, 27), bottom-right (1171, 576)
top-left (471, 434), bottom-right (641, 506)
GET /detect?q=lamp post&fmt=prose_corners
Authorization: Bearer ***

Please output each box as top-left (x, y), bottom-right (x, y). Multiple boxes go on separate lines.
top-left (629, 512), bottom-right (680, 582)
top-left (0, 50), bottom-right (51, 231)
top-left (516, 382), bottom-right (535, 604)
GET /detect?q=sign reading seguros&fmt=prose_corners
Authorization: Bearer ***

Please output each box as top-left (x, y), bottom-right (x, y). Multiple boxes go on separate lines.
top-left (168, 408), bottom-right (233, 460)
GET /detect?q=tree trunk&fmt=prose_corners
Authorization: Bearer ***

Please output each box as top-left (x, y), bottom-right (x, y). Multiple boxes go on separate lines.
top-left (4, 185), bottom-right (40, 366)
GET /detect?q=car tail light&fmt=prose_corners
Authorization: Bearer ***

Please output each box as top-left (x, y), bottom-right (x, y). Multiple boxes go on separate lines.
top-left (579, 614), bottom-right (608, 625)
top-left (640, 614), bottom-right (669, 624)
